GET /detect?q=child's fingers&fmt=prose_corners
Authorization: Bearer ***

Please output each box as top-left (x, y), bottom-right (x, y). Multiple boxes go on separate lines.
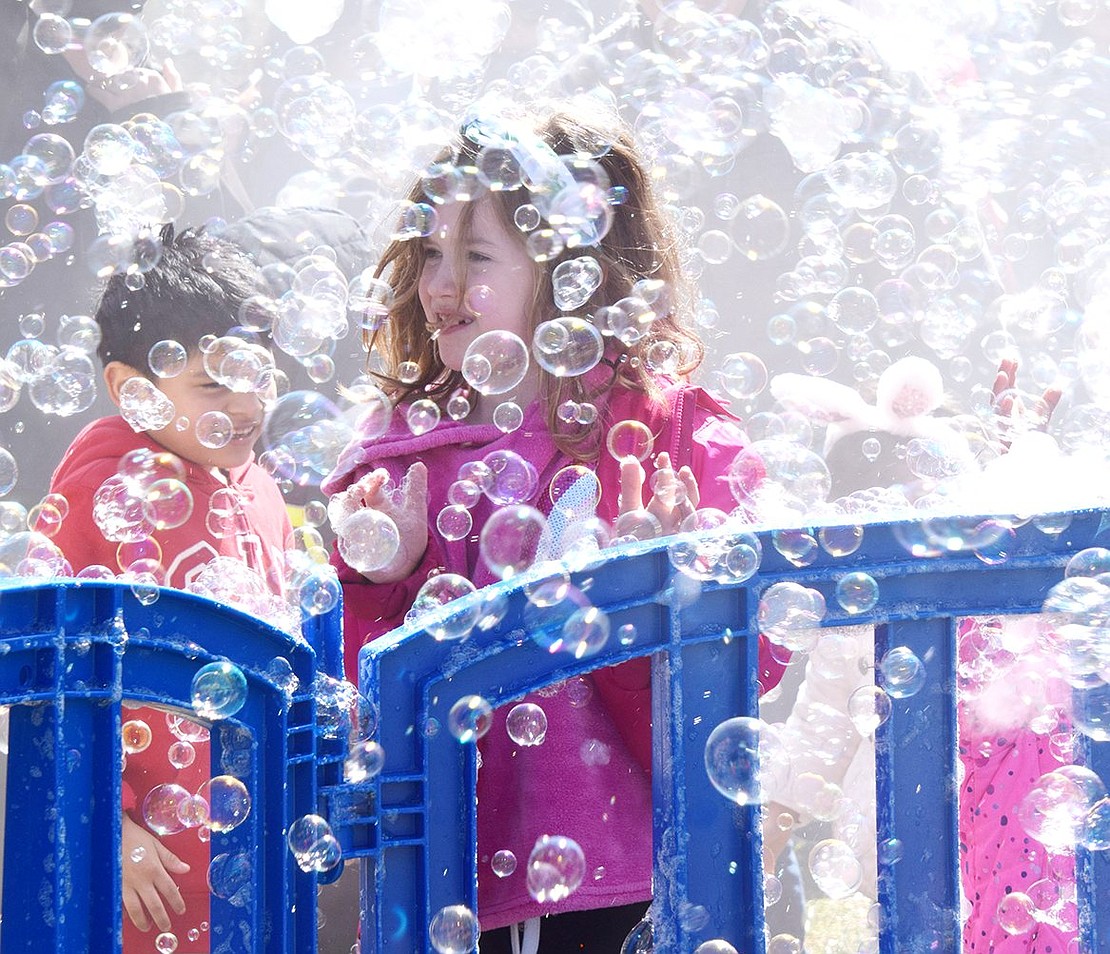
top-left (141, 883), bottom-right (174, 933)
top-left (161, 57), bottom-right (183, 90)
top-left (1042, 386), bottom-right (1062, 422)
top-left (155, 839), bottom-right (190, 875)
top-left (123, 889), bottom-right (150, 933)
top-left (401, 461), bottom-right (428, 510)
top-left (152, 864), bottom-right (187, 917)
top-left (353, 469), bottom-right (390, 508)
top-left (619, 457), bottom-right (644, 513)
top-left (678, 465), bottom-right (700, 510)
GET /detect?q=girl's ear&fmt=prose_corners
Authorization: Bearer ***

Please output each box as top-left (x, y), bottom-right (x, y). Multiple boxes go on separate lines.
top-left (102, 361), bottom-right (146, 407)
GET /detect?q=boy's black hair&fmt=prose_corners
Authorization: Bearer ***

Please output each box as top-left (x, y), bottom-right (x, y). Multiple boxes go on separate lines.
top-left (94, 223), bottom-right (266, 373)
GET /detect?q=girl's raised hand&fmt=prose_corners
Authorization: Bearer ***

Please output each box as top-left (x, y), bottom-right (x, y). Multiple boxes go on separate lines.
top-left (618, 451), bottom-right (699, 537)
top-left (330, 462), bottom-right (429, 583)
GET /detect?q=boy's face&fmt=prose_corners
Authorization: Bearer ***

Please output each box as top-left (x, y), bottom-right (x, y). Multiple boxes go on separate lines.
top-left (133, 349), bottom-right (274, 472)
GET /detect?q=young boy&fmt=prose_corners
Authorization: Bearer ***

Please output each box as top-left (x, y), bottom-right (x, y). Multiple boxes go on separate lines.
top-left (48, 223), bottom-right (292, 952)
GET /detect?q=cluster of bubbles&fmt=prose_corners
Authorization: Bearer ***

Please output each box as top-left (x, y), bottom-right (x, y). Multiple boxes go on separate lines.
top-left (0, 1), bottom-right (1106, 951)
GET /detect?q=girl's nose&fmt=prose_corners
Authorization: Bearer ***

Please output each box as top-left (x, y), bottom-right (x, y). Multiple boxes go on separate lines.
top-left (426, 256), bottom-right (460, 299)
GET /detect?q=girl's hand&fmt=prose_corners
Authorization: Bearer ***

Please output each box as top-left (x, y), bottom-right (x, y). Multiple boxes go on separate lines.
top-left (330, 462), bottom-right (429, 583)
top-left (619, 451), bottom-right (699, 537)
top-left (121, 812), bottom-right (189, 933)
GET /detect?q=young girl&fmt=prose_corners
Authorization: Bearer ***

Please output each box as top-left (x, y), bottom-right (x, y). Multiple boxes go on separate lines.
top-left (323, 105), bottom-right (789, 952)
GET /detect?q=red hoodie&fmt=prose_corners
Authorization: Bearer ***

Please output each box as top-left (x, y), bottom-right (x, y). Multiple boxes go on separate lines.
top-left (49, 415), bottom-right (291, 952)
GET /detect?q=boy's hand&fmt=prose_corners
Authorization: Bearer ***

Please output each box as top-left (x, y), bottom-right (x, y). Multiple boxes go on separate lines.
top-left (330, 462), bottom-right (429, 583)
top-left (619, 451), bottom-right (699, 536)
top-left (121, 812), bottom-right (189, 933)
top-left (991, 357), bottom-right (1062, 450)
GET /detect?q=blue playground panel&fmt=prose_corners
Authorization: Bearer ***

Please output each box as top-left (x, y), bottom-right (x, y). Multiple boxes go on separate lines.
top-left (352, 512), bottom-right (1110, 954)
top-left (0, 582), bottom-right (342, 954)
top-left (1, 512), bottom-right (1108, 952)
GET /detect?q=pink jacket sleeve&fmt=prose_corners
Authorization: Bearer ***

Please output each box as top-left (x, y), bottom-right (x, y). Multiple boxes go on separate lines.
top-left (332, 539), bottom-right (445, 686)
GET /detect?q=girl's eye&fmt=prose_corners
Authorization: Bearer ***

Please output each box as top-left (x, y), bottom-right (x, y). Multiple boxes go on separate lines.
top-left (423, 246), bottom-right (442, 261)
top-left (468, 251), bottom-right (491, 264)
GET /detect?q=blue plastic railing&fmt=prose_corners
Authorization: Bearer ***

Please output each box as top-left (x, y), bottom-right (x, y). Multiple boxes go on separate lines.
top-left (2, 513), bottom-right (1109, 953)
top-left (0, 581), bottom-right (342, 954)
top-left (353, 512), bottom-right (1110, 954)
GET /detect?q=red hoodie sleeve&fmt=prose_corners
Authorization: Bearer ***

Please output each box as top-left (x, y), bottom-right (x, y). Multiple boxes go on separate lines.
top-left (49, 465), bottom-right (124, 575)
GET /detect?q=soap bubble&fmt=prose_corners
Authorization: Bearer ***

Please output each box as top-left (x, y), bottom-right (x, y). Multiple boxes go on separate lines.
top-left (148, 340), bottom-right (187, 378)
top-left (121, 719), bottom-right (151, 755)
top-left (155, 932), bottom-right (178, 954)
top-left (345, 740), bottom-right (385, 782)
top-left (734, 194), bottom-right (790, 261)
top-left (462, 331), bottom-right (529, 395)
top-left (336, 508), bottom-right (401, 574)
top-left (491, 849), bottom-right (517, 877)
top-left (997, 892), bottom-right (1036, 936)
top-left (560, 606), bottom-right (611, 660)
top-left (605, 420), bottom-right (654, 462)
top-left (728, 440), bottom-right (831, 519)
top-left (206, 852), bottom-right (252, 906)
top-left (481, 450), bottom-right (538, 505)
top-left (704, 716), bottom-right (783, 805)
top-left (879, 647), bottom-right (925, 699)
top-left (167, 712), bottom-right (209, 743)
top-left (409, 573), bottom-right (481, 641)
top-left (808, 838), bottom-right (863, 899)
top-left (198, 776), bottom-right (251, 833)
top-left (287, 814), bottom-right (342, 872)
top-left (848, 686), bottom-right (892, 736)
top-left (493, 401), bottom-right (523, 433)
top-left (479, 505), bottom-right (545, 579)
top-left (532, 316), bottom-right (604, 377)
top-left (719, 352), bottom-right (768, 400)
top-left (448, 695), bottom-right (493, 743)
top-left (85, 13), bottom-right (150, 77)
top-left (694, 943), bottom-right (739, 954)
top-left (262, 390), bottom-right (352, 487)
top-left (595, 296), bottom-right (655, 345)
top-left (836, 572), bottom-right (879, 614)
top-left (407, 399), bottom-right (441, 435)
top-left (758, 582), bottom-right (826, 651)
top-left (1018, 766), bottom-right (1108, 851)
top-left (526, 835), bottom-right (586, 903)
top-left (552, 256), bottom-right (603, 311)
top-left (118, 376), bottom-right (175, 432)
top-left (191, 661), bottom-right (248, 720)
top-left (143, 783), bottom-right (191, 835)
top-left (168, 741), bottom-right (195, 769)
top-left (1065, 548), bottom-right (1110, 579)
top-left (142, 479), bottom-right (193, 531)
top-left (428, 904), bottom-right (479, 954)
top-left (506, 702), bottom-right (548, 746)
top-left (196, 411), bottom-right (233, 449)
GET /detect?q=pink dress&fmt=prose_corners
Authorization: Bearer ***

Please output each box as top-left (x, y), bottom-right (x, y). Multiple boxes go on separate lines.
top-left (957, 616), bottom-right (1077, 952)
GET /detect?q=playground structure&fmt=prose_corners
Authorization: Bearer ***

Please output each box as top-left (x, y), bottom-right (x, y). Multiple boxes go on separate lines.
top-left (1, 512), bottom-right (1109, 952)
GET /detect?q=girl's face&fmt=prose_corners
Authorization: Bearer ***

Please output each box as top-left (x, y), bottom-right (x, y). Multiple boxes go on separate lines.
top-left (418, 197), bottom-right (539, 374)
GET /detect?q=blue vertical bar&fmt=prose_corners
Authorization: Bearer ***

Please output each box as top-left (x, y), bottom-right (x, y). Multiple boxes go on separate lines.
top-left (1077, 729), bottom-right (1110, 951)
top-left (652, 585), bottom-right (763, 953)
top-left (874, 618), bottom-right (960, 952)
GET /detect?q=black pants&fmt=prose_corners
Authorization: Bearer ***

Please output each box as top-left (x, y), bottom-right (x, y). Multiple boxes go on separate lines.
top-left (480, 902), bottom-right (651, 954)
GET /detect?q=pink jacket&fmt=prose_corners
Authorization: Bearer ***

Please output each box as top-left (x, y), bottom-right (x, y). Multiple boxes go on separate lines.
top-left (323, 381), bottom-right (788, 930)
